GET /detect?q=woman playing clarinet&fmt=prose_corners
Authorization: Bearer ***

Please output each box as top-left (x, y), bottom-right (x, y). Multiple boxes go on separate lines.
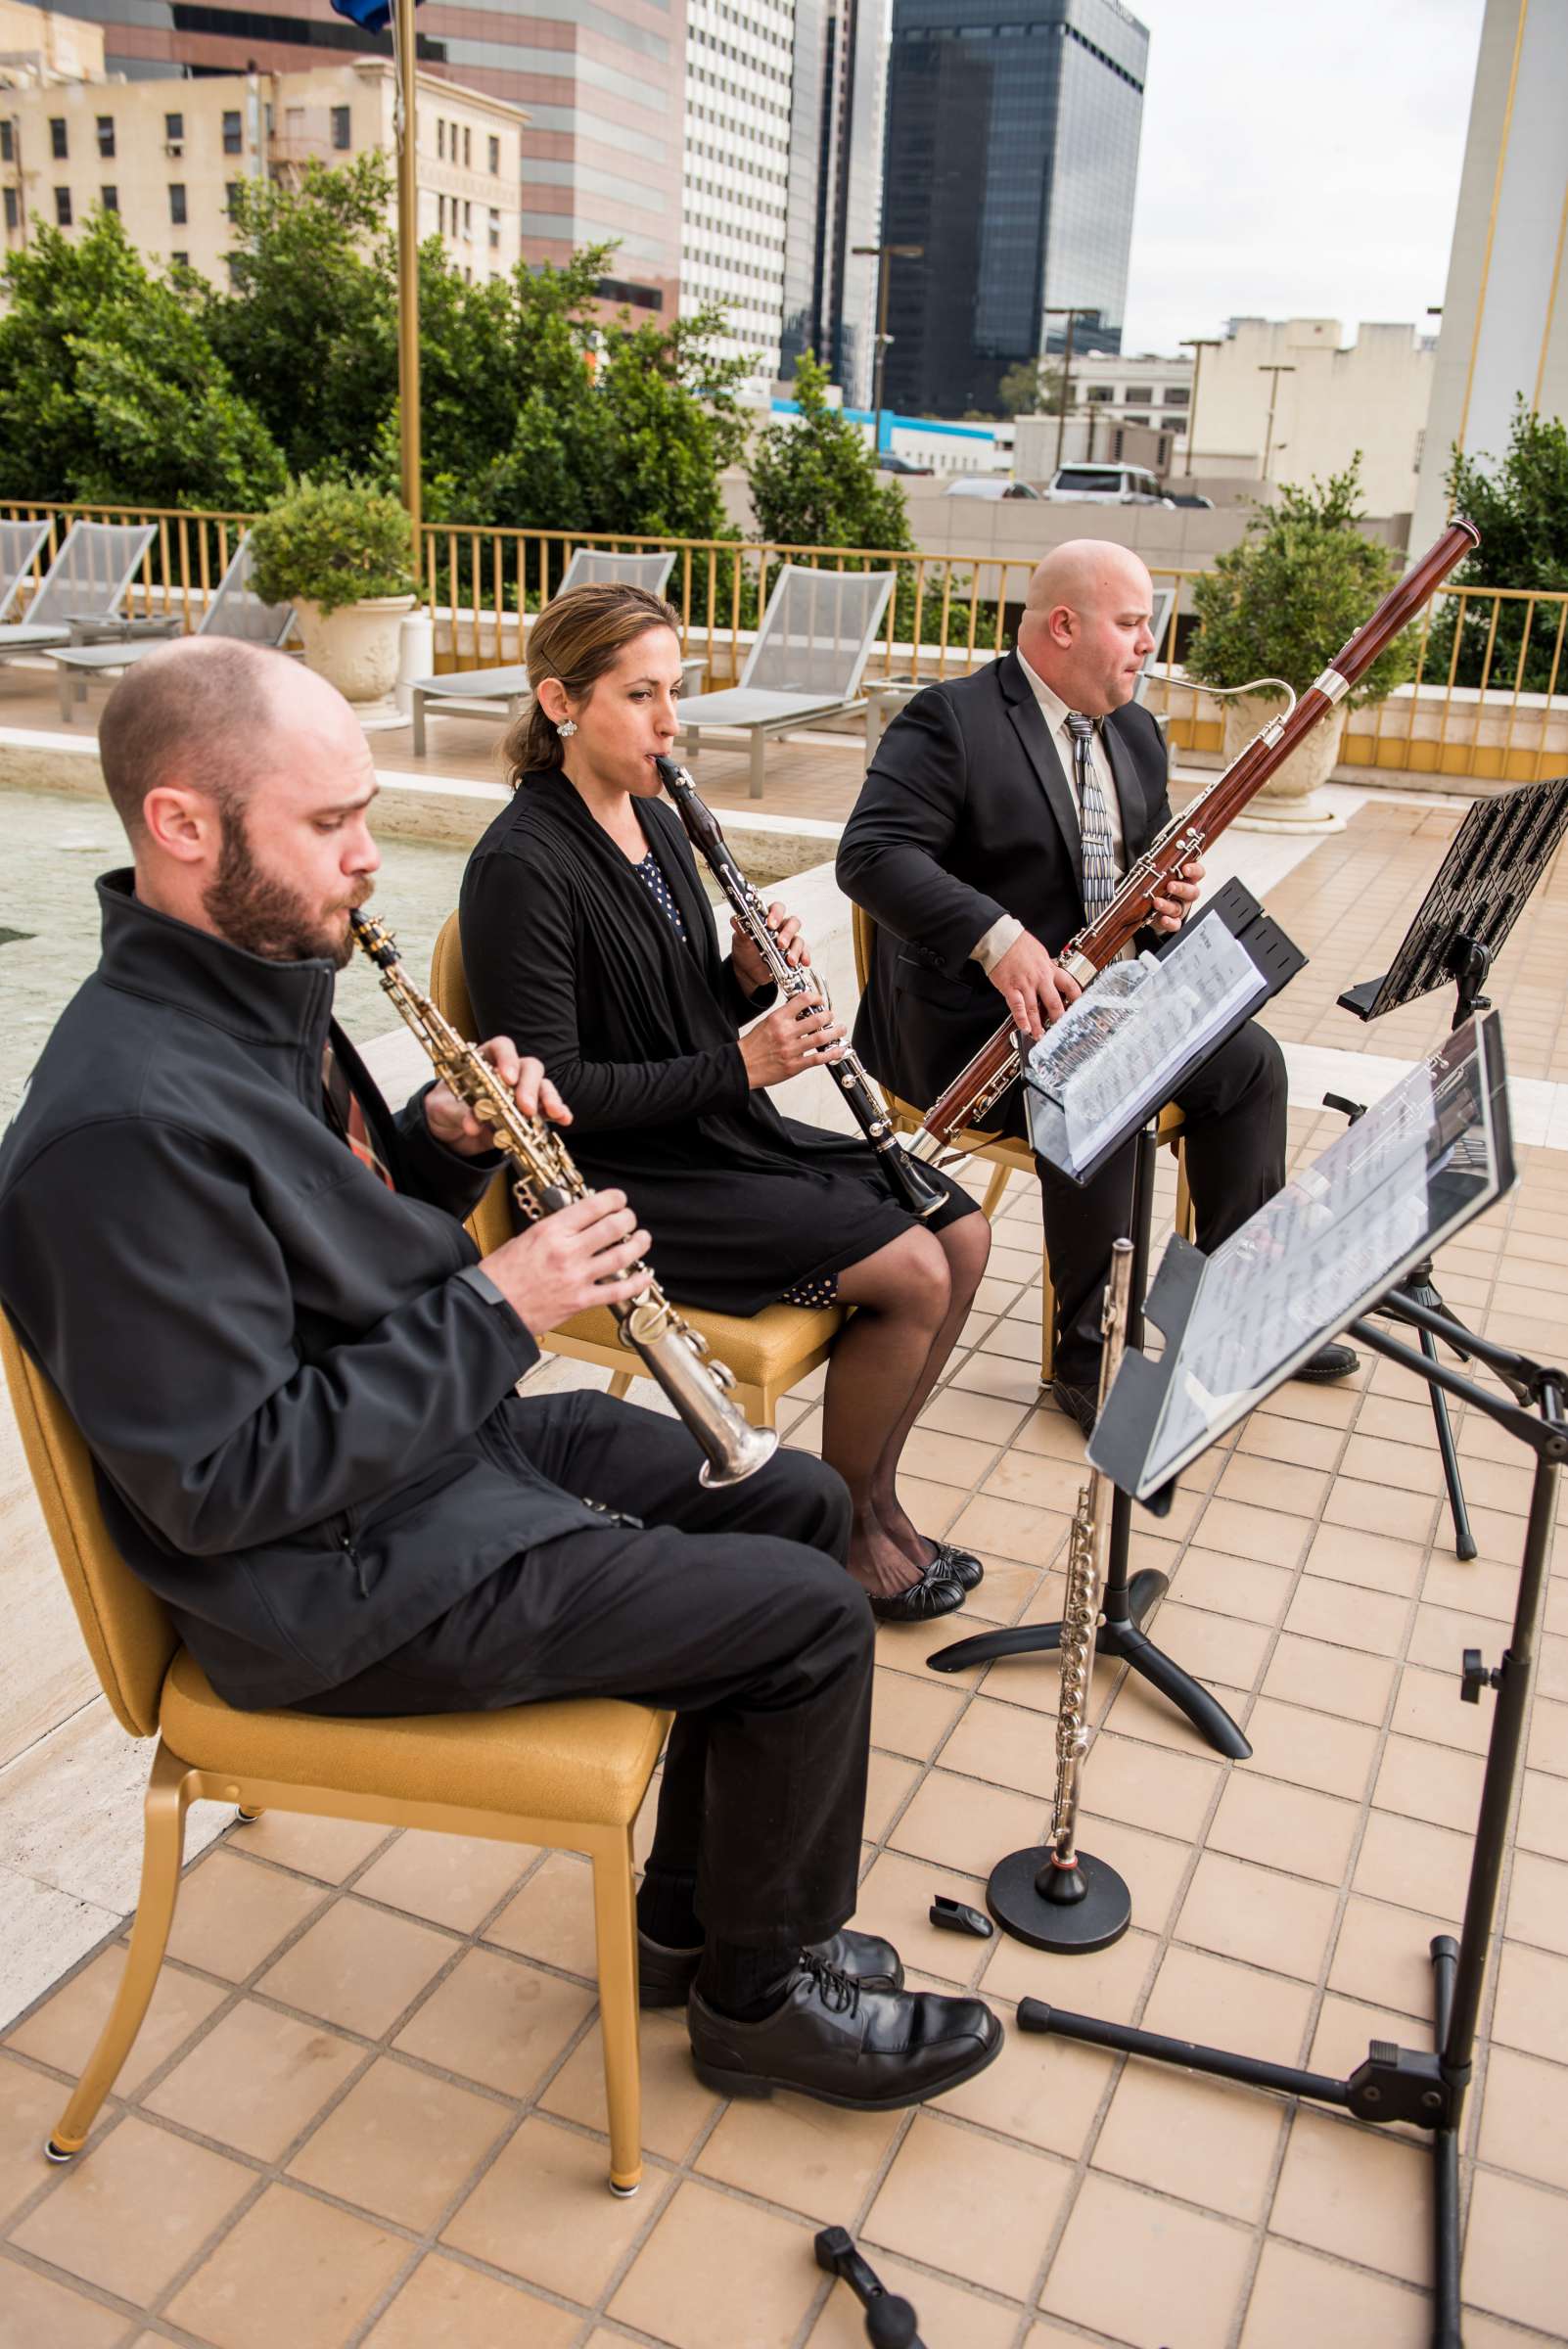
top-left (460, 583), bottom-right (990, 1622)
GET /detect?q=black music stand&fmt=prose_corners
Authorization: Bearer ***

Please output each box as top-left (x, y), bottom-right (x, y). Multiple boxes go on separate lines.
top-left (1337, 774), bottom-right (1568, 1559)
top-left (1025, 1014), bottom-right (1530, 2349)
top-left (927, 881), bottom-right (1304, 1765)
top-left (814, 2229), bottom-right (926, 2347)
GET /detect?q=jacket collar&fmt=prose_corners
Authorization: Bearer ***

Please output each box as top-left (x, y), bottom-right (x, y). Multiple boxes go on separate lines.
top-left (95, 870), bottom-right (339, 1051)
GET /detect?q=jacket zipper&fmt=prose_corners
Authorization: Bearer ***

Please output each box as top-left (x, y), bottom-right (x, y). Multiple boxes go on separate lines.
top-left (334, 1508), bottom-right (369, 1598)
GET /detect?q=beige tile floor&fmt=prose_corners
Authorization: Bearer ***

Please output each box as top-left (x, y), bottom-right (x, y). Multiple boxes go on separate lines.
top-left (4, 799), bottom-right (1568, 2347)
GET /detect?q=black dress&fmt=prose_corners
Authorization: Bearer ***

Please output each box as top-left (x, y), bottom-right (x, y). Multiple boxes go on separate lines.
top-left (458, 770), bottom-right (978, 1318)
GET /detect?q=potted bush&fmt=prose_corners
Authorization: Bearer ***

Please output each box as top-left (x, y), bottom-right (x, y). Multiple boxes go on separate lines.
top-left (1186, 460), bottom-right (1415, 827)
top-left (251, 477), bottom-right (417, 704)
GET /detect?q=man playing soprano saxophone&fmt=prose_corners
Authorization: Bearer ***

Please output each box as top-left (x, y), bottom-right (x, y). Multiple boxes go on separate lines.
top-left (0, 638), bottom-right (1000, 2113)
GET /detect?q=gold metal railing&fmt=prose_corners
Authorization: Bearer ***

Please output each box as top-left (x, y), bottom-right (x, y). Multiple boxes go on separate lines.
top-left (4, 499), bottom-right (1565, 786)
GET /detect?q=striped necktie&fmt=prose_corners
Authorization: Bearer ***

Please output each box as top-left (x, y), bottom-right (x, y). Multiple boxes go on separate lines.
top-left (1064, 710), bottom-right (1117, 923)
top-left (321, 1041), bottom-right (395, 1191)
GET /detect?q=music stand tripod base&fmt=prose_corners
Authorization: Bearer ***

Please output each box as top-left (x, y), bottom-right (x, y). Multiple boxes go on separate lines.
top-left (987, 1844), bottom-right (1131, 1954)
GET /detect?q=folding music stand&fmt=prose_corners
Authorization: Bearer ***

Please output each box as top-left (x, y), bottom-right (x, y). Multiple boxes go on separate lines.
top-left (927, 880), bottom-right (1304, 1764)
top-left (1029, 1014), bottom-right (1532, 2349)
top-left (1336, 774), bottom-right (1568, 1558)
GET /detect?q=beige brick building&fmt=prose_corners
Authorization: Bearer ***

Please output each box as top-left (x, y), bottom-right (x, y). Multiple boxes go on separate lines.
top-left (1, 37), bottom-right (528, 290)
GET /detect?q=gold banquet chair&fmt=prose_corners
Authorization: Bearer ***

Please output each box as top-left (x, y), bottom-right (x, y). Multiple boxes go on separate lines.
top-left (850, 905), bottom-right (1192, 1383)
top-left (432, 911), bottom-right (844, 1424)
top-left (1, 1313), bottom-right (669, 2199)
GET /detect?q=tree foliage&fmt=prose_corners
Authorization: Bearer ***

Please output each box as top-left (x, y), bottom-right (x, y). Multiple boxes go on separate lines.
top-left (1427, 400), bottom-right (1568, 691)
top-left (996, 355), bottom-right (1068, 418)
top-left (1187, 459), bottom-right (1414, 708)
top-left (0, 211), bottom-right (286, 509)
top-left (747, 353), bottom-right (911, 551)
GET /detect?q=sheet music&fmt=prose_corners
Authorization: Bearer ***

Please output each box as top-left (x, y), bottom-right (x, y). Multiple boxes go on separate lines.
top-left (1023, 918), bottom-right (1265, 1179)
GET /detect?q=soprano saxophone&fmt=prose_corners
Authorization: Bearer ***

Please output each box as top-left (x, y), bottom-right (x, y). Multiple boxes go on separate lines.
top-left (350, 909), bottom-right (777, 1488)
top-left (1045, 1239), bottom-right (1134, 1902)
top-left (654, 756), bottom-right (948, 1220)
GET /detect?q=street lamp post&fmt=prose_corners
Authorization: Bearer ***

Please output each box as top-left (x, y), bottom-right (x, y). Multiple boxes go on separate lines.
top-left (852, 242), bottom-right (923, 463)
top-left (1258, 363), bottom-right (1295, 481)
top-left (393, 0), bottom-right (422, 564)
top-left (1041, 306), bottom-right (1081, 474)
top-left (1177, 336), bottom-right (1221, 477)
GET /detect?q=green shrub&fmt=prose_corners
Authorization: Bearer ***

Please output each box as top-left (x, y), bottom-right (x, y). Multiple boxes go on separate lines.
top-left (1187, 461), bottom-right (1414, 709)
top-left (250, 477), bottom-right (416, 614)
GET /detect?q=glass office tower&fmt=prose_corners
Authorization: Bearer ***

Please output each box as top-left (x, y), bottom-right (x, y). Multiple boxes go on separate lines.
top-left (881, 0), bottom-right (1146, 418)
top-left (779, 0), bottom-right (889, 409)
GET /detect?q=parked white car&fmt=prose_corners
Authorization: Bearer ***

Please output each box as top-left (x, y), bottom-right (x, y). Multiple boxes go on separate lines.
top-left (1046, 464), bottom-right (1172, 506)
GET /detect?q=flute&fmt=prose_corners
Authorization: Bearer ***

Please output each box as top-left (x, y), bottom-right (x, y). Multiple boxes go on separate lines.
top-left (905, 516), bottom-right (1481, 1158)
top-left (654, 756), bottom-right (948, 1221)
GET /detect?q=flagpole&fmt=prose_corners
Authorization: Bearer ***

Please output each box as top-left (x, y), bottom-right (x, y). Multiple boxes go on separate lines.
top-left (392, 0), bottom-right (421, 564)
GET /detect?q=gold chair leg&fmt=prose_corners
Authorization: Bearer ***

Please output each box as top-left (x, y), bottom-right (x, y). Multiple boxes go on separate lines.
top-left (1175, 1140), bottom-right (1194, 1244)
top-left (590, 1828), bottom-right (644, 2198)
top-left (608, 1370), bottom-right (634, 1402)
top-left (47, 1741), bottom-right (192, 2161)
top-left (979, 1163), bottom-right (1010, 1221)
top-left (1040, 1259), bottom-right (1056, 1386)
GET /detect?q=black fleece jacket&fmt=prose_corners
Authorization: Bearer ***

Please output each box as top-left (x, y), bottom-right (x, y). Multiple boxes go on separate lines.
top-left (0, 875), bottom-right (610, 1708)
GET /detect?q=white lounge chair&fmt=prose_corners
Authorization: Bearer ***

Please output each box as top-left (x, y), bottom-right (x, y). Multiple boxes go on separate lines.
top-left (0, 521), bottom-right (158, 675)
top-left (676, 563), bottom-right (896, 798)
top-left (0, 520), bottom-right (51, 624)
top-left (406, 546), bottom-right (688, 758)
top-left (46, 534), bottom-right (297, 722)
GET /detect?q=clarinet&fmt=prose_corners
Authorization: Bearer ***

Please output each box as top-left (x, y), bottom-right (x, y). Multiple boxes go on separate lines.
top-left (349, 908), bottom-right (777, 1489)
top-left (654, 756), bottom-right (948, 1221)
top-left (905, 516), bottom-right (1482, 1159)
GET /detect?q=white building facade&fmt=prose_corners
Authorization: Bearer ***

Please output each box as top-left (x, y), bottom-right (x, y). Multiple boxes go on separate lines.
top-left (679, 0), bottom-right (798, 392)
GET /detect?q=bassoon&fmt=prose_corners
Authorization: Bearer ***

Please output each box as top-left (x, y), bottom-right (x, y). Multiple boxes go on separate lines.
top-left (655, 755), bottom-right (949, 1220)
top-left (904, 516), bottom-right (1481, 1159)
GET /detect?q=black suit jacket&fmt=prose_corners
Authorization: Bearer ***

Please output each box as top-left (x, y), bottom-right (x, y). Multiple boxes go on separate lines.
top-left (837, 652), bottom-right (1171, 1112)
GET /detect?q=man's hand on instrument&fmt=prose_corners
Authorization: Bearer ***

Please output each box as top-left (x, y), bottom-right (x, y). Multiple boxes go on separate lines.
top-left (987, 932), bottom-right (1082, 1039)
top-left (425, 1037), bottom-right (572, 1157)
top-left (1148, 854), bottom-right (1204, 935)
top-left (739, 993), bottom-right (845, 1087)
top-left (480, 1188), bottom-right (652, 1336)
top-left (731, 901), bottom-right (806, 993)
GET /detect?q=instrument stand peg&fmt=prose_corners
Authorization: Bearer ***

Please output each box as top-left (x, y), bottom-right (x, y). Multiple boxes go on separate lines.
top-left (927, 1121), bottom-right (1251, 1764)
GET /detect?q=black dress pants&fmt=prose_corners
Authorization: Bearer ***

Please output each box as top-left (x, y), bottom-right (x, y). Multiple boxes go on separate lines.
top-left (297, 1389), bottom-right (869, 1952)
top-left (1032, 1017), bottom-right (1287, 1389)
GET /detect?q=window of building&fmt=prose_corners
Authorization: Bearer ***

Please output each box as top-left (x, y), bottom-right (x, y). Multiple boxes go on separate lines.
top-left (55, 186), bottom-right (72, 227)
top-left (462, 125), bottom-right (472, 167)
top-left (487, 133), bottom-right (499, 174)
top-left (171, 251), bottom-right (188, 267)
top-left (225, 181), bottom-right (241, 212)
top-left (96, 116), bottom-right (115, 159)
top-left (225, 253), bottom-right (242, 286)
top-left (3, 188), bottom-right (17, 231)
top-left (223, 110), bottom-right (242, 154)
top-left (50, 117), bottom-right (68, 161)
top-left (331, 105), bottom-right (350, 151)
top-left (169, 183), bottom-right (187, 225)
top-left (488, 206), bottom-right (500, 249)
top-left (164, 112), bottom-right (184, 144)
top-left (1123, 413), bottom-right (1150, 428)
top-left (437, 118), bottom-right (444, 160)
top-left (1162, 387), bottom-right (1189, 406)
top-left (437, 192), bottom-right (445, 234)
top-left (1124, 386), bottom-right (1153, 404)
top-left (0, 122), bottom-right (12, 164)
top-left (102, 184), bottom-right (118, 212)
top-left (1084, 385), bottom-right (1113, 402)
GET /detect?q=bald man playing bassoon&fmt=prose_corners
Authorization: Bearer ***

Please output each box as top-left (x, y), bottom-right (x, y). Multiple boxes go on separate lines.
top-left (838, 540), bottom-right (1356, 1430)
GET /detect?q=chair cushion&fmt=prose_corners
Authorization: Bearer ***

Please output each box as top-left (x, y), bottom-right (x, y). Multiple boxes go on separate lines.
top-left (553, 1300), bottom-right (841, 1387)
top-left (160, 1650), bottom-right (669, 1829)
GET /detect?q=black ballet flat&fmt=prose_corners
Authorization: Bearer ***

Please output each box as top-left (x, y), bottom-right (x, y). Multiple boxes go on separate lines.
top-left (925, 1539), bottom-right (984, 1591)
top-left (868, 1555), bottom-right (968, 1623)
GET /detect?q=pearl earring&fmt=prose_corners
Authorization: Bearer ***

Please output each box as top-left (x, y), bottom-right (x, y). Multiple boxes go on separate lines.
top-left (557, 718), bottom-right (577, 739)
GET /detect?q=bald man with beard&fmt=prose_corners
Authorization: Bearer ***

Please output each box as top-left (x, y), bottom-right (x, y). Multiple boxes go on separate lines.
top-left (838, 540), bottom-right (1357, 1431)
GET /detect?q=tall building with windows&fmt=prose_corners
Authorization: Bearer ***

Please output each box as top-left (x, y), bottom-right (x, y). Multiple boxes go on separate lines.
top-left (20, 0), bottom-right (684, 319)
top-left (679, 0), bottom-right (796, 392)
top-left (879, 0), bottom-right (1146, 419)
top-left (777, 0), bottom-right (890, 409)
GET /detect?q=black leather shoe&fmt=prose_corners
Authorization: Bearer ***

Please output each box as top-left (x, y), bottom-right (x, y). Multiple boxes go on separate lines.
top-left (1050, 1377), bottom-right (1098, 1438)
top-left (1295, 1341), bottom-right (1360, 1383)
top-left (639, 1926), bottom-right (903, 2010)
top-left (868, 1554), bottom-right (966, 1623)
top-left (688, 1955), bottom-right (1003, 2111)
top-left (926, 1539), bottom-right (984, 1590)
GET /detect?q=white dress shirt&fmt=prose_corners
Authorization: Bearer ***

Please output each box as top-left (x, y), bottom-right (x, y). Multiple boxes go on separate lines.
top-left (971, 649), bottom-right (1126, 974)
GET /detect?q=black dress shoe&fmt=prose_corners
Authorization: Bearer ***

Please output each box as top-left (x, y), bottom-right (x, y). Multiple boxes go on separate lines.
top-left (688, 1955), bottom-right (1003, 2111)
top-left (639, 1925), bottom-right (904, 2010)
top-left (1050, 1377), bottom-right (1098, 1438)
top-left (868, 1553), bottom-right (966, 1623)
top-left (926, 1539), bottom-right (984, 1590)
top-left (1295, 1341), bottom-right (1360, 1383)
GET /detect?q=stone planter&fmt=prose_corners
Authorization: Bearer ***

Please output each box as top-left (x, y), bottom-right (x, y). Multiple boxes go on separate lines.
top-left (1222, 690), bottom-right (1345, 832)
top-left (291, 594), bottom-right (418, 705)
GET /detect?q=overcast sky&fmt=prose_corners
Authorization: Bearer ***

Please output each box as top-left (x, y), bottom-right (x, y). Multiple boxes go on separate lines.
top-left (1118, 0), bottom-right (1488, 356)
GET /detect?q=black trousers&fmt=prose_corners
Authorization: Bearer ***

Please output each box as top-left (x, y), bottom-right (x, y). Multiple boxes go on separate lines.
top-left (1027, 1017), bottom-right (1287, 1388)
top-left (296, 1389), bottom-right (868, 1951)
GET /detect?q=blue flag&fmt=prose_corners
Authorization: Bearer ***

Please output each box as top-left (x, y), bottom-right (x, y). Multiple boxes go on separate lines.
top-left (328, 0), bottom-right (420, 31)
